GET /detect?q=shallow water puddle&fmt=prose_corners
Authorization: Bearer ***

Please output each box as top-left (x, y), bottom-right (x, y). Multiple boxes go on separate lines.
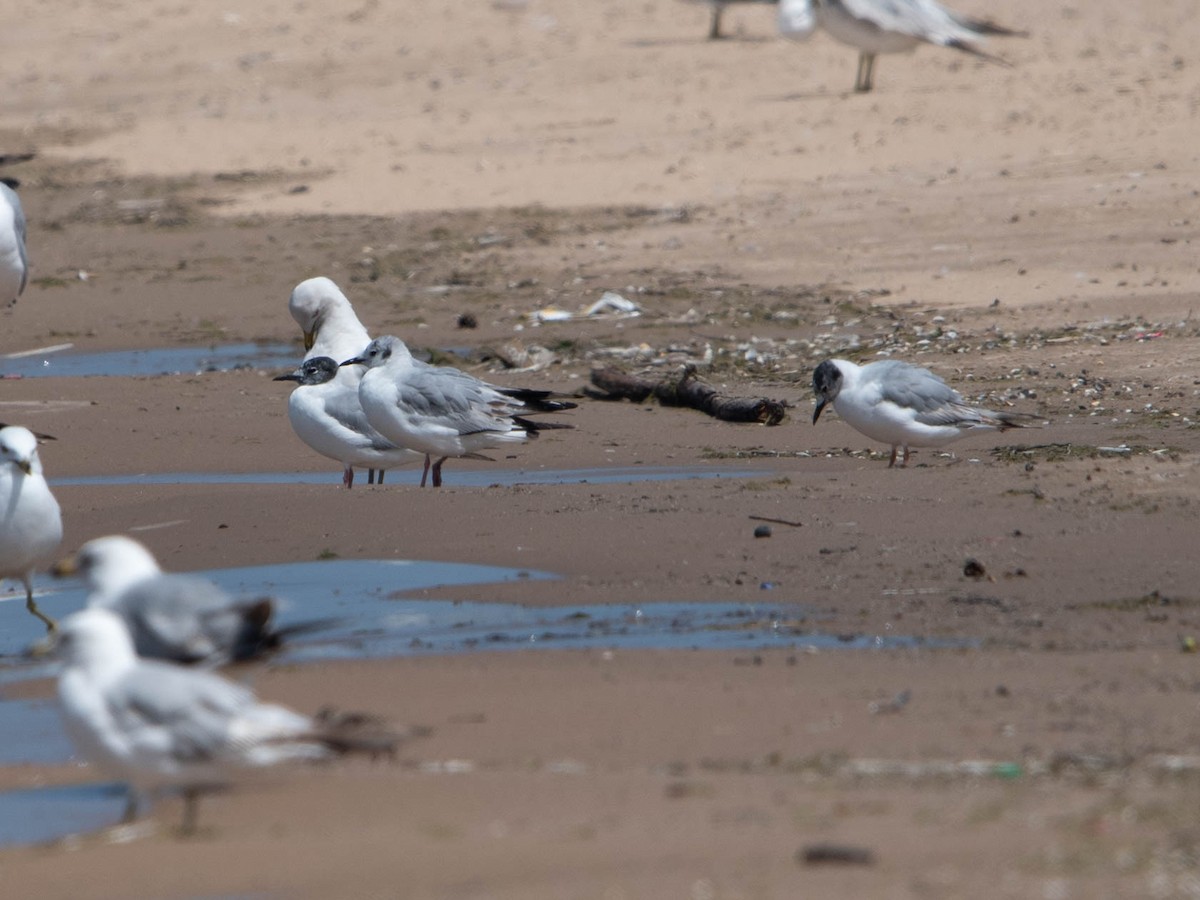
top-left (0, 342), bottom-right (298, 378)
top-left (51, 465), bottom-right (759, 488)
top-left (0, 559), bottom-right (962, 844)
top-left (0, 782), bottom-right (129, 847)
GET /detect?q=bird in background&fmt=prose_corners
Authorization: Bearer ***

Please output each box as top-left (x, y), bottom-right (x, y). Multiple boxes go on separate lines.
top-left (285, 277), bottom-right (410, 487)
top-left (811, 358), bottom-right (1043, 467)
top-left (53, 534), bottom-right (325, 666)
top-left (778, 0), bottom-right (1025, 93)
top-left (0, 425), bottom-right (62, 632)
top-left (686, 0), bottom-right (780, 40)
top-left (342, 335), bottom-right (576, 488)
top-left (0, 179), bottom-right (29, 307)
top-left (55, 606), bottom-right (403, 834)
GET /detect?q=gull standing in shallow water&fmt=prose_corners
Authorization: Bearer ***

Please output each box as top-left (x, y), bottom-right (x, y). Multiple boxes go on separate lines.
top-left (342, 335), bottom-right (576, 488)
top-left (0, 426), bottom-right (62, 632)
top-left (285, 277), bottom-right (410, 487)
top-left (53, 535), bottom-right (314, 666)
top-left (778, 0), bottom-right (1024, 93)
top-left (0, 180), bottom-right (29, 306)
top-left (56, 606), bottom-right (400, 833)
top-left (811, 358), bottom-right (1042, 467)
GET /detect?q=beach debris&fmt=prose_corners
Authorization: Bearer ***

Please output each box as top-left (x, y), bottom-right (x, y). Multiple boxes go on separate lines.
top-left (586, 365), bottom-right (788, 425)
top-left (753, 524), bottom-right (772, 538)
top-left (529, 290), bottom-right (642, 324)
top-left (798, 844), bottom-right (876, 867)
top-left (868, 688), bottom-right (911, 715)
top-left (749, 515), bottom-right (803, 528)
top-left (963, 558), bottom-right (987, 580)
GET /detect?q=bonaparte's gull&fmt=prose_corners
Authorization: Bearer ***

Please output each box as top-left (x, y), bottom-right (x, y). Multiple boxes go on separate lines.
top-left (56, 606), bottom-right (400, 833)
top-left (0, 180), bottom-right (29, 306)
top-left (285, 277), bottom-right (406, 487)
top-left (812, 358), bottom-right (1042, 466)
top-left (342, 335), bottom-right (576, 488)
top-left (0, 425), bottom-right (62, 632)
top-left (274, 357), bottom-right (420, 486)
top-left (53, 535), bottom-right (312, 666)
top-left (778, 0), bottom-right (1023, 93)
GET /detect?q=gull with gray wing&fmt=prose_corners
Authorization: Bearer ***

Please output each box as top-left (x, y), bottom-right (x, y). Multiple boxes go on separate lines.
top-left (342, 335), bottom-right (576, 487)
top-left (812, 358), bottom-right (1042, 467)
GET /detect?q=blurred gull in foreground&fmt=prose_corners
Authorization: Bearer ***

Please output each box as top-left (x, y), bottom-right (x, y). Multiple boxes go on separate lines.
top-left (0, 180), bottom-right (28, 306)
top-left (56, 606), bottom-right (401, 834)
top-left (811, 358), bottom-right (1043, 467)
top-left (343, 335), bottom-right (576, 488)
top-left (778, 0), bottom-right (1024, 93)
top-left (54, 535), bottom-right (321, 666)
top-left (285, 277), bottom-right (411, 487)
top-left (0, 425), bottom-right (62, 632)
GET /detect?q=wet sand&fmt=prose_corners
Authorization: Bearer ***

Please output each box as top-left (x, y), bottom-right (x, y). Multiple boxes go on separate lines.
top-left (3, 0), bottom-right (1200, 896)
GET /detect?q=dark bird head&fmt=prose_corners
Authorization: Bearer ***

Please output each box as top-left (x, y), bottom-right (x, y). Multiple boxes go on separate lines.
top-left (811, 359), bottom-right (844, 425)
top-left (274, 356), bottom-right (340, 386)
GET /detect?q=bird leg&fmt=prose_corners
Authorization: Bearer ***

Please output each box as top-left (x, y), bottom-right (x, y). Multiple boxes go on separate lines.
top-left (23, 577), bottom-right (57, 633)
top-left (377, 469), bottom-right (385, 485)
top-left (367, 469), bottom-right (376, 485)
top-left (431, 457), bottom-right (448, 488)
top-left (708, 5), bottom-right (723, 39)
top-left (419, 454), bottom-right (432, 487)
top-left (121, 788), bottom-right (142, 824)
top-left (180, 789), bottom-right (202, 836)
top-left (342, 466), bottom-right (354, 489)
top-left (856, 52), bottom-right (876, 93)
top-left (888, 445), bottom-right (899, 468)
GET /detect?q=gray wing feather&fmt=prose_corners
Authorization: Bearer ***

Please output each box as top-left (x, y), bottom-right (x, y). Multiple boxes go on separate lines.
top-left (399, 364), bottom-right (518, 436)
top-left (869, 360), bottom-right (962, 412)
top-left (104, 574), bottom-right (259, 664)
top-left (110, 661), bottom-right (252, 763)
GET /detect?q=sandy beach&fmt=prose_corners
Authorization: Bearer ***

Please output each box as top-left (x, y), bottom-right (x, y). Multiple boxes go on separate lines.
top-left (3, 0), bottom-right (1200, 896)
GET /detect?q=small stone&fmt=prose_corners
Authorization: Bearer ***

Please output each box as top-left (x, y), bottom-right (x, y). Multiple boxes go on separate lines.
top-left (963, 558), bottom-right (986, 579)
top-left (753, 524), bottom-right (772, 538)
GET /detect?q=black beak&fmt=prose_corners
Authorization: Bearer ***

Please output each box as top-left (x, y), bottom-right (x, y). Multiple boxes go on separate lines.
top-left (812, 399), bottom-right (827, 425)
top-left (273, 372), bottom-right (302, 383)
top-left (339, 357), bottom-right (365, 368)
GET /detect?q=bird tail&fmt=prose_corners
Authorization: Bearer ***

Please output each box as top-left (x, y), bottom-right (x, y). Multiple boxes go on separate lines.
top-left (496, 387), bottom-right (578, 413)
top-left (308, 708), bottom-right (430, 760)
top-left (991, 411), bottom-right (1047, 431)
top-left (512, 416), bottom-right (575, 436)
top-left (950, 13), bottom-right (1029, 39)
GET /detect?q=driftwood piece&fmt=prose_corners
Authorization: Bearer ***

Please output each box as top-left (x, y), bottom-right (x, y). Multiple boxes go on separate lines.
top-left (587, 365), bottom-right (788, 425)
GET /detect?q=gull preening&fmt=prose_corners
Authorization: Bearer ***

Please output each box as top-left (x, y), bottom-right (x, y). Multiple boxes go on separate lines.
top-left (685, 0), bottom-right (780, 40)
top-left (285, 277), bottom-right (410, 487)
top-left (0, 425), bottom-right (62, 631)
top-left (56, 606), bottom-right (400, 833)
top-left (778, 0), bottom-right (1024, 93)
top-left (342, 335), bottom-right (576, 488)
top-left (54, 535), bottom-right (311, 666)
top-left (274, 357), bottom-right (420, 486)
top-left (811, 358), bottom-right (1042, 467)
